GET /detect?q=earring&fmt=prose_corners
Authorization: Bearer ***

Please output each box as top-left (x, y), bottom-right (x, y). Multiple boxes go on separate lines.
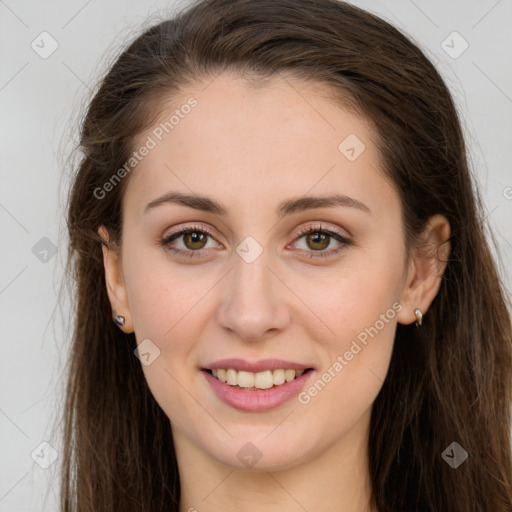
top-left (113, 315), bottom-right (125, 327)
top-left (414, 308), bottom-right (423, 327)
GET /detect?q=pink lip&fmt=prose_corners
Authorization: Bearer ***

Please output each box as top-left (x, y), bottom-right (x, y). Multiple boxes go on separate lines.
top-left (202, 358), bottom-right (313, 373)
top-left (202, 368), bottom-right (315, 412)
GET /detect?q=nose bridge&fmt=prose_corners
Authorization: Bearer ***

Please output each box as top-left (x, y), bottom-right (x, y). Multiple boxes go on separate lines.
top-left (216, 242), bottom-right (290, 339)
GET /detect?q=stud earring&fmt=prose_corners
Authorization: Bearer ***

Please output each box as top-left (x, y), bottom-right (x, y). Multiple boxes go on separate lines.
top-left (414, 308), bottom-right (423, 327)
top-left (113, 315), bottom-right (125, 327)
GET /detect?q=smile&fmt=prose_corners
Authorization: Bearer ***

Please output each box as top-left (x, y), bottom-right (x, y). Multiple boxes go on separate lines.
top-left (202, 366), bottom-right (315, 412)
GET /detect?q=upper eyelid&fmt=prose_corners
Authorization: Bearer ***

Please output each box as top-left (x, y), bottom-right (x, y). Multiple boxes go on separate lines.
top-left (164, 224), bottom-right (217, 241)
top-left (294, 223), bottom-right (349, 239)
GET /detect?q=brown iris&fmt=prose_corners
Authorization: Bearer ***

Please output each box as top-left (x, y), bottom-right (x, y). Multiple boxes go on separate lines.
top-left (306, 232), bottom-right (330, 251)
top-left (183, 231), bottom-right (208, 250)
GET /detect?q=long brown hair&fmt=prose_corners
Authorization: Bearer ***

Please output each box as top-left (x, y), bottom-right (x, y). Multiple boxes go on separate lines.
top-left (62, 0), bottom-right (512, 510)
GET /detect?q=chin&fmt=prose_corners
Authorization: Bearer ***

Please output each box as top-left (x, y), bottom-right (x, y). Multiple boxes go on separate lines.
top-left (204, 433), bottom-right (315, 472)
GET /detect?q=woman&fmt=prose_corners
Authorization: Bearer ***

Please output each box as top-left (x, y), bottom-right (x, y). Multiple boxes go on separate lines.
top-left (62, 0), bottom-right (512, 510)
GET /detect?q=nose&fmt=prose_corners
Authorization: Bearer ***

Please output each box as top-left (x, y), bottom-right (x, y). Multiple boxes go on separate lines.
top-left (216, 249), bottom-right (291, 342)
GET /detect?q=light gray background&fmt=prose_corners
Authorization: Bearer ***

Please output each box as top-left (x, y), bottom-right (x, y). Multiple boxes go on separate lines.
top-left (1, 0), bottom-right (511, 510)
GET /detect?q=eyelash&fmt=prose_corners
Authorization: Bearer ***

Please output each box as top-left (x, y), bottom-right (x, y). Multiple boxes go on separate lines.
top-left (159, 223), bottom-right (351, 259)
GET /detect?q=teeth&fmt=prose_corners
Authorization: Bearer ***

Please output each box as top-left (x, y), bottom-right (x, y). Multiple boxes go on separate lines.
top-left (285, 369), bottom-right (295, 382)
top-left (226, 369), bottom-right (237, 386)
top-left (238, 371), bottom-right (255, 388)
top-left (209, 368), bottom-right (308, 389)
top-left (273, 369), bottom-right (285, 385)
top-left (254, 370), bottom-right (273, 389)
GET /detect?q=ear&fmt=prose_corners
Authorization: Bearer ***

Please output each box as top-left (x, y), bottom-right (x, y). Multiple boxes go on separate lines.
top-left (397, 214), bottom-right (451, 326)
top-left (98, 225), bottom-right (134, 333)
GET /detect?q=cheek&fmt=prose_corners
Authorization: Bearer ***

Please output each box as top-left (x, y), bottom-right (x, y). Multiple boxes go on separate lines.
top-left (296, 284), bottom-right (398, 444)
top-left (124, 253), bottom-right (210, 429)
top-left (124, 245), bottom-right (206, 340)
top-left (292, 247), bottom-right (403, 417)
top-left (294, 241), bottom-right (404, 347)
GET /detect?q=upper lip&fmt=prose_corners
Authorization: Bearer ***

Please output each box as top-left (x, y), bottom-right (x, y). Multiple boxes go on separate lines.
top-left (202, 358), bottom-right (314, 373)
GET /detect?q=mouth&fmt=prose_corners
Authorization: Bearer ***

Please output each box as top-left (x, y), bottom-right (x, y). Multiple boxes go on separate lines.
top-left (202, 367), bottom-right (314, 391)
top-left (201, 358), bottom-right (316, 411)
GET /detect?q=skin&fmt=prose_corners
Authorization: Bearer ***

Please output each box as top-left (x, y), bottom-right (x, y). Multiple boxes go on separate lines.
top-left (99, 71), bottom-right (450, 512)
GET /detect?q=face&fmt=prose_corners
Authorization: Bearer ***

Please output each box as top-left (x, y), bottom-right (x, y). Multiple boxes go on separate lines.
top-left (106, 71), bottom-right (414, 471)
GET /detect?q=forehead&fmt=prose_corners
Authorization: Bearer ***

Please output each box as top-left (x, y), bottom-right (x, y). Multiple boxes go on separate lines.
top-left (124, 71), bottom-right (398, 220)
top-left (152, 71), bottom-right (366, 145)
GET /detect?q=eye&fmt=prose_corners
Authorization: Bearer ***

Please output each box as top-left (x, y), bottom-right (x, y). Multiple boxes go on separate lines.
top-left (159, 224), bottom-right (221, 258)
top-left (290, 223), bottom-right (351, 258)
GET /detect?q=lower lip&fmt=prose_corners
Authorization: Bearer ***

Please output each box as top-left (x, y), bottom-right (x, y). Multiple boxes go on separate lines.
top-left (202, 369), bottom-right (314, 412)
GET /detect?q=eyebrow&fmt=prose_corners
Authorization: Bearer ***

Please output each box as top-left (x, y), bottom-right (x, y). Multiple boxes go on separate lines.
top-left (144, 191), bottom-right (371, 218)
